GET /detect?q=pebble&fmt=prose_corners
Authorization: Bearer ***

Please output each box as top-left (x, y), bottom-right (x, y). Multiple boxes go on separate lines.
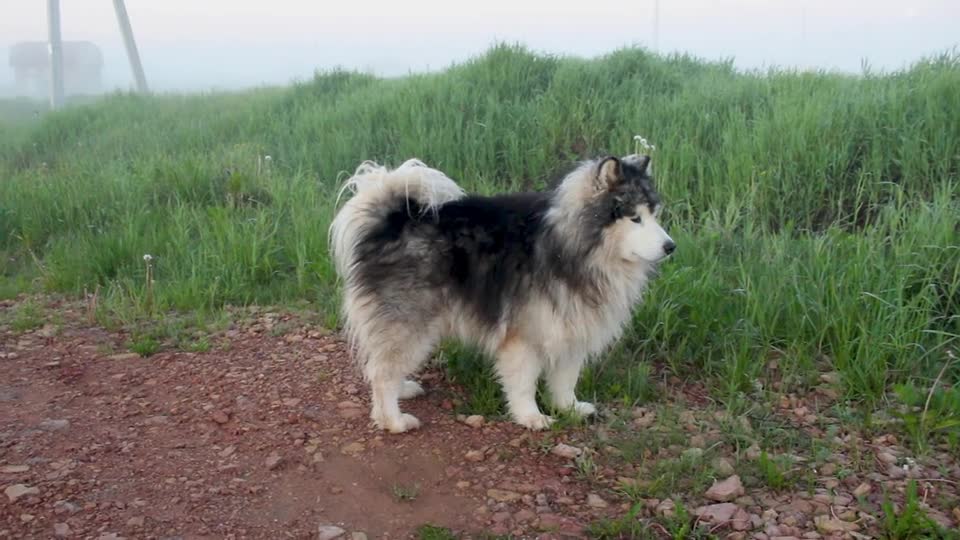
top-left (39, 419), bottom-right (70, 431)
top-left (464, 415), bottom-right (485, 428)
top-left (551, 443), bottom-right (582, 459)
top-left (5, 484), bottom-right (40, 502)
top-left (54, 523), bottom-right (71, 537)
top-left (317, 525), bottom-right (346, 540)
top-left (487, 489), bottom-right (521, 502)
top-left (211, 411), bottom-right (230, 424)
top-left (695, 502), bottom-right (738, 523)
top-left (265, 451), bottom-right (284, 470)
top-left (586, 493), bottom-right (608, 508)
top-left (705, 475), bottom-right (744, 502)
top-left (465, 450), bottom-right (485, 462)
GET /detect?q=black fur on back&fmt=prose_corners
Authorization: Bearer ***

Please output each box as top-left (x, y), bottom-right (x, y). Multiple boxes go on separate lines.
top-left (350, 158), bottom-right (658, 330)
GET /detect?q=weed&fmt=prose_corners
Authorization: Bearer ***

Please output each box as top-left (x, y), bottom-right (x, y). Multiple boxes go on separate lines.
top-left (9, 300), bottom-right (43, 332)
top-left (391, 482), bottom-right (420, 502)
top-left (127, 336), bottom-right (160, 357)
top-left (880, 480), bottom-right (957, 539)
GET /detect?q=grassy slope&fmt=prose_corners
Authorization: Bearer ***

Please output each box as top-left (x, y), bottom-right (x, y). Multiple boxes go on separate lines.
top-left (0, 44), bottom-right (958, 408)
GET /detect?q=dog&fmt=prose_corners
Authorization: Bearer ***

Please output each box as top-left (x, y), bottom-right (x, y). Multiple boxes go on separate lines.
top-left (329, 154), bottom-right (674, 433)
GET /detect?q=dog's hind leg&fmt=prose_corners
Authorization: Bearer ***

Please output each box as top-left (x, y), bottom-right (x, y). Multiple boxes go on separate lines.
top-left (546, 356), bottom-right (596, 417)
top-left (364, 329), bottom-right (436, 433)
top-left (399, 379), bottom-right (425, 399)
top-left (495, 338), bottom-right (552, 430)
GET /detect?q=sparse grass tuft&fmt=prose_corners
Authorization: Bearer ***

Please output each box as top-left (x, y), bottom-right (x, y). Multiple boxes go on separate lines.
top-left (391, 482), bottom-right (421, 502)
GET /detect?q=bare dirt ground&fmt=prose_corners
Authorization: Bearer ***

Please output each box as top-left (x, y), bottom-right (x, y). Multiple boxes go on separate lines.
top-left (2, 297), bottom-right (959, 539)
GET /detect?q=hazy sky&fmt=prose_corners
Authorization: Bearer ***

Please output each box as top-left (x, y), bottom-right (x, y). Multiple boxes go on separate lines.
top-left (2, 0), bottom-right (958, 93)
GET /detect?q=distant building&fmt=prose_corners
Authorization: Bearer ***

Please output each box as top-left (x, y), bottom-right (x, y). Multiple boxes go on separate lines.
top-left (9, 41), bottom-right (103, 98)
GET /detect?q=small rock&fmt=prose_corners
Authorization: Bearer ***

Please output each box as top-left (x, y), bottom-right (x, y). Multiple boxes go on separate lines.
top-left (487, 489), bottom-right (521, 503)
top-left (39, 419), bottom-right (70, 431)
top-left (551, 443), bottom-right (582, 459)
top-left (20, 514), bottom-right (34, 523)
top-left (5, 484), bottom-right (40, 502)
top-left (0, 465), bottom-right (30, 473)
top-left (656, 499), bottom-right (676, 517)
top-left (853, 482), bottom-right (871, 497)
top-left (586, 493), bottom-right (608, 508)
top-left (491, 511), bottom-right (512, 524)
top-left (465, 450), bottom-right (485, 462)
top-left (341, 442), bottom-right (365, 455)
top-left (126, 517), bottom-right (144, 528)
top-left (514, 509), bottom-right (536, 522)
top-left (731, 508), bottom-right (751, 531)
top-left (456, 481), bottom-right (471, 489)
top-left (317, 525), bottom-right (346, 540)
top-left (632, 408), bottom-right (657, 428)
top-left (54, 523), bottom-right (71, 537)
top-left (211, 410), bottom-right (230, 424)
top-left (464, 415), bottom-right (485, 428)
top-left (877, 451), bottom-right (897, 464)
top-left (705, 475), bottom-right (745, 502)
top-left (712, 457), bottom-right (736, 476)
top-left (695, 502), bottom-right (738, 524)
top-left (265, 452), bottom-right (284, 470)
top-left (814, 516), bottom-right (860, 534)
top-left (351, 533), bottom-right (368, 540)
top-left (690, 434), bottom-right (707, 448)
top-left (219, 446), bottom-right (236, 458)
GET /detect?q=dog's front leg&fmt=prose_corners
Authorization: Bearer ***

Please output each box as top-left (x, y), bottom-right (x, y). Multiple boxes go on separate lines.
top-left (546, 356), bottom-right (596, 417)
top-left (494, 339), bottom-right (553, 430)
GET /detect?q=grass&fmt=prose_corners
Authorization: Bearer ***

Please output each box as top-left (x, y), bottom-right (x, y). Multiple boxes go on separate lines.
top-left (880, 481), bottom-right (960, 540)
top-left (0, 43), bottom-right (958, 419)
top-left (391, 482), bottom-right (421, 502)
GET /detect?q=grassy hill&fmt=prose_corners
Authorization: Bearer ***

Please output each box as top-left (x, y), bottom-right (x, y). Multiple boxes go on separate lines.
top-left (1, 44), bottom-right (958, 414)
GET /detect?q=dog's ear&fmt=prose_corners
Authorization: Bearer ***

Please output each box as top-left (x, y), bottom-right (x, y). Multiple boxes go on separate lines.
top-left (596, 156), bottom-right (623, 191)
top-left (622, 154), bottom-right (652, 175)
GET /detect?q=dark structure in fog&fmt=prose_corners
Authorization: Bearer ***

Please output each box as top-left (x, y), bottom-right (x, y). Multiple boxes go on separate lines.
top-left (9, 40), bottom-right (103, 97)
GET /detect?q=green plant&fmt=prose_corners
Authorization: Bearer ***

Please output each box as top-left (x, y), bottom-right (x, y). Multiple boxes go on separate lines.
top-left (880, 480), bottom-right (957, 539)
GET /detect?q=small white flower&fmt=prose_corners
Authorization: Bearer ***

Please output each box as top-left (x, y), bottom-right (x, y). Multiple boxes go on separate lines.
top-left (633, 135), bottom-right (644, 141)
top-left (143, 254), bottom-right (153, 262)
top-left (264, 155), bottom-right (272, 162)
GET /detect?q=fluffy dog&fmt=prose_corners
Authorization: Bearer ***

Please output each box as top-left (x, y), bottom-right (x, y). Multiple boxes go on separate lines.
top-left (330, 154), bottom-right (674, 432)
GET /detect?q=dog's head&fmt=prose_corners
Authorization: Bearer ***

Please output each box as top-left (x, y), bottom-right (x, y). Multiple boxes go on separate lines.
top-left (591, 154), bottom-right (675, 265)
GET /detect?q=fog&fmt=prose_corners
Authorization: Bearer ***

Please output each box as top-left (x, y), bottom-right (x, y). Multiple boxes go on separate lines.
top-left (2, 0), bottom-right (958, 96)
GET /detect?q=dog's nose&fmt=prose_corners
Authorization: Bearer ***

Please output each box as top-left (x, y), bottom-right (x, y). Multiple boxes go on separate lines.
top-left (663, 241), bottom-right (676, 256)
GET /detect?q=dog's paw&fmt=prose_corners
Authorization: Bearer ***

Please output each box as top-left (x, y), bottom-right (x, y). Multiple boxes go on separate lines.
top-left (572, 401), bottom-right (596, 417)
top-left (399, 380), bottom-right (425, 400)
top-left (515, 413), bottom-right (555, 431)
top-left (373, 412), bottom-right (422, 433)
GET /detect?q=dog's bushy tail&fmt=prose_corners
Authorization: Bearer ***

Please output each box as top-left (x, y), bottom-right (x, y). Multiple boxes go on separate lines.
top-left (329, 159), bottom-right (464, 278)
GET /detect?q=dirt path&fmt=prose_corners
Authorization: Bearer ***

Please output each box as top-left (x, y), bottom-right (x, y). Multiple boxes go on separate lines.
top-left (2, 298), bottom-right (959, 539)
top-left (0, 301), bottom-right (612, 539)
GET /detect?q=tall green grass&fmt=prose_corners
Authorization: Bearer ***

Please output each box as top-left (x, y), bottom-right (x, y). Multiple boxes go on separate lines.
top-left (1, 44), bottom-right (957, 405)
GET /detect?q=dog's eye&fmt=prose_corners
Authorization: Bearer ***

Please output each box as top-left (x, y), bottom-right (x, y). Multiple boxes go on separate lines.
top-left (630, 216), bottom-right (643, 224)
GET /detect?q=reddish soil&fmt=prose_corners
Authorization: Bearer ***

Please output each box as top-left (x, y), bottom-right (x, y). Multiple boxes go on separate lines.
top-left (0, 300), bottom-right (617, 539)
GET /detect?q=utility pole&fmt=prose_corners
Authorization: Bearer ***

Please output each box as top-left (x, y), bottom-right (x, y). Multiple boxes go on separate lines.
top-left (652, 0), bottom-right (660, 53)
top-left (112, 0), bottom-right (149, 93)
top-left (47, 0), bottom-right (65, 109)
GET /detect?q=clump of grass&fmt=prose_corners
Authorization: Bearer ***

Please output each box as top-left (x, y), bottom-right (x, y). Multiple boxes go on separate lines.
top-left (391, 482), bottom-right (420, 502)
top-left (893, 352), bottom-right (960, 453)
top-left (127, 335), bottom-right (160, 357)
top-left (416, 525), bottom-right (457, 540)
top-left (9, 300), bottom-right (43, 332)
top-left (879, 480), bottom-right (954, 540)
